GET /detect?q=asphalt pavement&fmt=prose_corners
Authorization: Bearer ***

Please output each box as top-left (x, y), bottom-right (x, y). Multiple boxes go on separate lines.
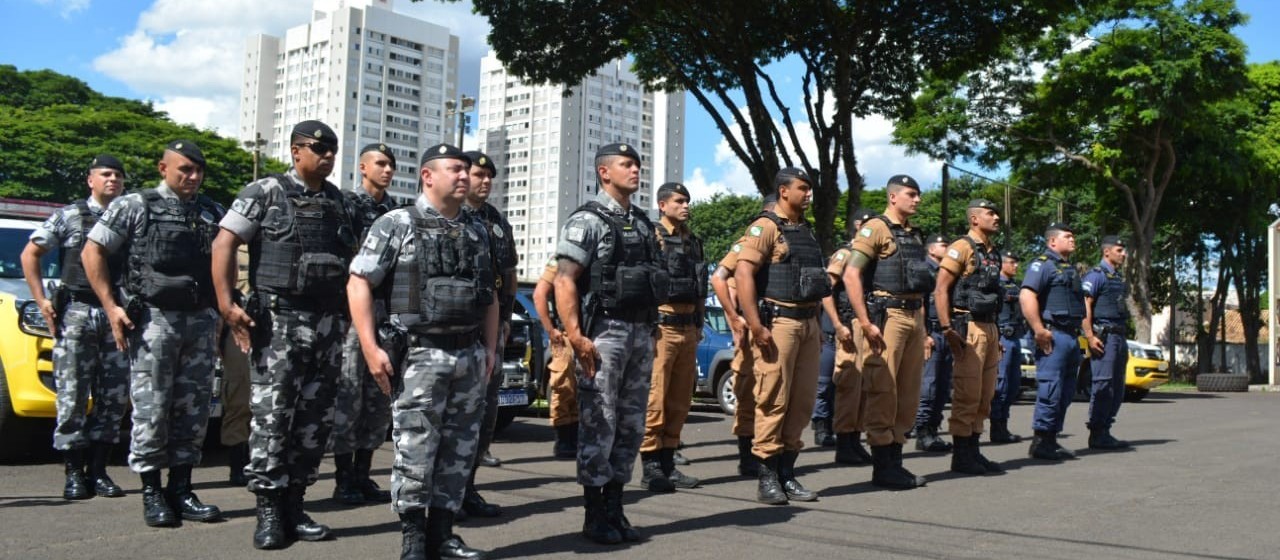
top-left (1, 391), bottom-right (1275, 560)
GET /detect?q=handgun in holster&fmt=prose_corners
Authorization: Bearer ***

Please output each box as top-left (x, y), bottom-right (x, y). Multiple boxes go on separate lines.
top-left (866, 297), bottom-right (888, 331)
top-left (49, 284), bottom-right (69, 337)
top-left (580, 293), bottom-right (600, 338)
top-left (245, 291), bottom-right (272, 348)
top-left (756, 301), bottom-right (775, 330)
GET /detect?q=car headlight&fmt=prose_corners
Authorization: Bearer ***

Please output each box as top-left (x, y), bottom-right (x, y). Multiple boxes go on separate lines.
top-left (17, 299), bottom-right (52, 337)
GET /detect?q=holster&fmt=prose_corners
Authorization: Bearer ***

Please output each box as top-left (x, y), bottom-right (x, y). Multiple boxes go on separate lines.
top-left (756, 301), bottom-right (775, 330)
top-left (245, 291), bottom-right (272, 349)
top-left (866, 299), bottom-right (888, 331)
top-left (376, 323), bottom-right (407, 386)
top-left (50, 285), bottom-right (69, 336)
top-left (120, 291), bottom-right (145, 324)
top-left (581, 294), bottom-right (600, 337)
top-left (953, 313), bottom-right (971, 339)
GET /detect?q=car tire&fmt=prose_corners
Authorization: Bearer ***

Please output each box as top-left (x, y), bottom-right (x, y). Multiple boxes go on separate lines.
top-left (1124, 388), bottom-right (1149, 402)
top-left (1196, 373), bottom-right (1250, 393)
top-left (715, 369), bottom-right (736, 416)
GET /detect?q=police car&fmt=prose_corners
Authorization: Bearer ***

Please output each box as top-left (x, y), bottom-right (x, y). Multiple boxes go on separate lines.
top-left (0, 214), bottom-right (61, 459)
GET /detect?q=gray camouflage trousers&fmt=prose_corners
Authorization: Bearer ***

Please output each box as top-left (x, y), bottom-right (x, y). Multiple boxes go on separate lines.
top-left (52, 301), bottom-right (130, 450)
top-left (331, 327), bottom-right (393, 454)
top-left (126, 305), bottom-right (218, 472)
top-left (577, 318), bottom-right (654, 487)
top-left (391, 340), bottom-right (485, 514)
top-left (247, 309), bottom-right (346, 491)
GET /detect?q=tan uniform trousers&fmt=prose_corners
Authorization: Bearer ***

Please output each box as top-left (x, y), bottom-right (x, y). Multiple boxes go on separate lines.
top-left (862, 307), bottom-right (925, 447)
top-left (731, 329), bottom-right (756, 437)
top-left (832, 321), bottom-right (865, 434)
top-left (751, 316), bottom-right (821, 458)
top-left (219, 330), bottom-right (252, 446)
top-left (948, 321), bottom-right (1000, 437)
top-left (641, 323), bottom-right (699, 451)
top-left (547, 338), bottom-right (579, 427)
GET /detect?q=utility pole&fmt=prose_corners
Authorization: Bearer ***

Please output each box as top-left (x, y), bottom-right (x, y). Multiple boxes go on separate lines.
top-left (444, 95), bottom-right (476, 150)
top-left (940, 163), bottom-right (950, 236)
top-left (242, 132), bottom-right (267, 181)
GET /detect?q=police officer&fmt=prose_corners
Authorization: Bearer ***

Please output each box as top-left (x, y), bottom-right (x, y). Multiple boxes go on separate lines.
top-left (989, 251), bottom-right (1025, 444)
top-left (844, 174), bottom-right (930, 490)
top-left (934, 199), bottom-right (1006, 475)
top-left (534, 258), bottom-right (579, 459)
top-left (212, 120), bottom-right (358, 549)
top-left (640, 182), bottom-right (704, 493)
top-left (22, 155), bottom-right (130, 500)
top-left (1020, 223), bottom-right (1084, 461)
top-left (553, 142), bottom-right (662, 544)
top-left (82, 140), bottom-right (224, 527)
top-left (709, 195), bottom-right (776, 477)
top-left (461, 149), bottom-right (518, 518)
top-left (914, 235), bottom-right (954, 453)
top-left (735, 168), bottom-right (829, 505)
top-left (823, 206), bottom-right (877, 464)
top-left (1082, 235), bottom-right (1131, 450)
top-left (331, 143), bottom-right (399, 506)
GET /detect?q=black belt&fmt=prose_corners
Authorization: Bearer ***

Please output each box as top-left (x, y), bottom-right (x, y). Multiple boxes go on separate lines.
top-left (768, 304), bottom-right (818, 320)
top-left (958, 311), bottom-right (998, 324)
top-left (658, 313), bottom-right (698, 327)
top-left (1048, 322), bottom-right (1081, 336)
top-left (407, 330), bottom-right (480, 351)
top-left (1095, 323), bottom-right (1127, 338)
top-left (67, 290), bottom-right (101, 306)
top-left (874, 296), bottom-right (924, 310)
top-left (265, 293), bottom-right (347, 314)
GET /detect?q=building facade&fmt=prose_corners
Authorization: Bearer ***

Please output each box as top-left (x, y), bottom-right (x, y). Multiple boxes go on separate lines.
top-left (238, 0), bottom-right (459, 198)
top-left (475, 54), bottom-right (686, 281)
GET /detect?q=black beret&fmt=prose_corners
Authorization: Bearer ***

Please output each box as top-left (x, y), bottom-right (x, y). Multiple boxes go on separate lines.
top-left (595, 142), bottom-right (641, 164)
top-left (1002, 250), bottom-right (1021, 261)
top-left (1046, 222), bottom-right (1073, 234)
top-left (463, 151), bottom-right (496, 175)
top-left (929, 235), bottom-right (948, 245)
top-left (657, 182), bottom-right (690, 200)
top-left (165, 139), bottom-right (205, 168)
top-left (887, 174), bottom-right (920, 190)
top-left (774, 167), bottom-right (811, 187)
top-left (969, 198), bottom-right (999, 212)
top-left (360, 143), bottom-right (396, 167)
top-left (89, 154), bottom-right (125, 176)
top-left (762, 194), bottom-right (778, 205)
top-left (853, 207), bottom-right (877, 222)
top-left (1101, 235), bottom-right (1126, 248)
top-left (291, 120), bottom-right (339, 147)
top-left (421, 143), bottom-right (470, 166)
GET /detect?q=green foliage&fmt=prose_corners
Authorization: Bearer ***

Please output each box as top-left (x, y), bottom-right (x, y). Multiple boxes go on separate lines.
top-left (688, 193), bottom-right (766, 262)
top-left (0, 65), bottom-right (286, 207)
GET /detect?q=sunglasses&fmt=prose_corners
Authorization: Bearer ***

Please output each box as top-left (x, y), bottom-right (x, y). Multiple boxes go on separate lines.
top-left (295, 142), bottom-right (337, 156)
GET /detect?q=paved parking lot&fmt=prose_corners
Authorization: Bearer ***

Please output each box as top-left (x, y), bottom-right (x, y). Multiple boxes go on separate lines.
top-left (0, 391), bottom-right (1275, 559)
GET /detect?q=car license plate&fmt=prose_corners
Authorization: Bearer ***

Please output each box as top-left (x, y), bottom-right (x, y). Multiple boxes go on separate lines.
top-left (498, 389), bottom-right (528, 407)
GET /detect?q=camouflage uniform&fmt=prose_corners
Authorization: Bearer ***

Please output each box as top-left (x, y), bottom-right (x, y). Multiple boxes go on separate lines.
top-left (466, 202), bottom-right (518, 450)
top-left (349, 195), bottom-right (492, 514)
top-left (33, 199), bottom-right (131, 452)
top-left (219, 168), bottom-right (357, 491)
top-left (87, 183), bottom-right (224, 472)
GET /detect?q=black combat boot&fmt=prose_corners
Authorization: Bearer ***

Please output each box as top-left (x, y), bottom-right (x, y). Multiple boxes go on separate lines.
top-left (140, 470), bottom-right (179, 527)
top-left (88, 443), bottom-right (124, 497)
top-left (971, 435), bottom-right (1003, 473)
top-left (870, 446), bottom-right (920, 490)
top-left (478, 450), bottom-right (501, 468)
top-left (779, 450), bottom-right (817, 502)
top-left (914, 425), bottom-right (952, 452)
top-left (673, 449), bottom-right (691, 466)
top-left (1029, 430), bottom-right (1064, 461)
top-left (581, 485), bottom-right (622, 545)
top-left (640, 451), bottom-right (675, 493)
top-left (603, 481), bottom-right (641, 542)
top-left (285, 484), bottom-right (331, 541)
top-left (354, 448), bottom-right (392, 503)
top-left (659, 447), bottom-right (699, 489)
top-left (62, 448), bottom-right (92, 500)
top-left (553, 423), bottom-right (578, 459)
top-left (737, 436), bottom-right (759, 477)
top-left (890, 443), bottom-right (927, 487)
top-left (812, 418), bottom-right (835, 447)
top-left (949, 435), bottom-right (987, 476)
top-left (227, 442), bottom-right (249, 486)
top-left (167, 464), bottom-right (222, 521)
top-left (331, 452), bottom-right (364, 504)
top-left (989, 419), bottom-right (1022, 444)
top-left (427, 507), bottom-right (488, 559)
top-left (834, 432), bottom-right (869, 465)
top-left (756, 454), bottom-right (788, 505)
top-left (1088, 426), bottom-right (1130, 450)
top-left (461, 469), bottom-right (501, 518)
top-left (399, 509), bottom-right (428, 560)
top-left (253, 489), bottom-right (288, 550)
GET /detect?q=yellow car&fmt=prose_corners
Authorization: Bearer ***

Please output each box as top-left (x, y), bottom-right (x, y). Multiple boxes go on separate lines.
top-left (0, 216), bottom-right (60, 459)
top-left (1017, 335), bottom-right (1170, 402)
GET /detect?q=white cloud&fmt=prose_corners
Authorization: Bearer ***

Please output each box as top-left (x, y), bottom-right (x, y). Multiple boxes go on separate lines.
top-left (33, 0), bottom-right (90, 18)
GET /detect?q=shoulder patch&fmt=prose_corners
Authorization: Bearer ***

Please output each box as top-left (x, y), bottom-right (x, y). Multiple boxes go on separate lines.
top-left (1029, 261), bottom-right (1042, 272)
top-left (860, 227), bottom-right (872, 238)
top-left (732, 243), bottom-right (742, 253)
top-left (834, 252), bottom-right (846, 262)
top-left (946, 248), bottom-right (960, 260)
top-left (748, 225), bottom-right (763, 237)
top-left (1082, 281), bottom-right (1094, 292)
top-left (567, 226), bottom-right (586, 243)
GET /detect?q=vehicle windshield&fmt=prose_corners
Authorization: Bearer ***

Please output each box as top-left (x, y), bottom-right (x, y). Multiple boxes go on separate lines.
top-left (0, 226), bottom-right (58, 279)
top-left (705, 306), bottom-right (731, 334)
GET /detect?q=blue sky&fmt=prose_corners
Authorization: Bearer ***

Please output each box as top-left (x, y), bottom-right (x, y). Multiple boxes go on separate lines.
top-left (3, 0), bottom-right (1278, 201)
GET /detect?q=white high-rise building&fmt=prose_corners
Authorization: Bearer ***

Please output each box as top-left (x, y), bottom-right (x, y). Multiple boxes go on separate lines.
top-left (238, 0), bottom-right (459, 198)
top-left (475, 54), bottom-right (686, 281)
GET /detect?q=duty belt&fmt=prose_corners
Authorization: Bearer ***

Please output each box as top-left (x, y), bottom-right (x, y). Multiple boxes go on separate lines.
top-left (67, 290), bottom-right (101, 306)
top-left (658, 312), bottom-right (698, 327)
top-left (597, 307), bottom-right (651, 323)
top-left (407, 329), bottom-right (480, 351)
top-left (957, 311), bottom-right (998, 324)
top-left (873, 295), bottom-right (923, 310)
top-left (1095, 323), bottom-right (1127, 338)
top-left (265, 293), bottom-right (347, 314)
top-left (1048, 321), bottom-right (1082, 336)
top-left (766, 303), bottom-right (818, 320)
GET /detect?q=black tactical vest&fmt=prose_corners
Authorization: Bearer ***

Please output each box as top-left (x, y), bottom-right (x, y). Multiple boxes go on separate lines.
top-left (865, 216), bottom-right (932, 295)
top-left (575, 201), bottom-right (668, 315)
top-left (953, 236), bottom-right (1002, 317)
top-left (997, 275), bottom-right (1025, 332)
top-left (752, 212), bottom-right (830, 304)
top-left (127, 189), bottom-right (222, 310)
top-left (1038, 254), bottom-right (1086, 325)
top-left (346, 190), bottom-right (397, 240)
top-left (388, 206), bottom-right (494, 329)
top-left (254, 177), bottom-right (356, 297)
top-left (659, 224), bottom-right (706, 304)
top-left (60, 200), bottom-right (125, 293)
top-left (1091, 265), bottom-right (1129, 324)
